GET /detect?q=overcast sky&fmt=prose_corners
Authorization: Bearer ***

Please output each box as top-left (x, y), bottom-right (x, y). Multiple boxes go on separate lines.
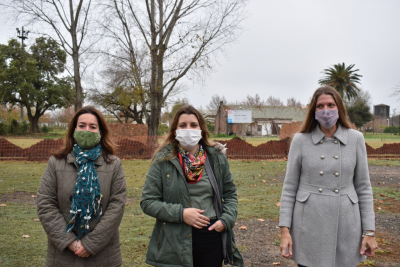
top-left (1, 0), bottom-right (400, 114)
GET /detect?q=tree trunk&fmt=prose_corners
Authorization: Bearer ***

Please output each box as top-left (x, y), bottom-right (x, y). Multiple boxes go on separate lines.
top-left (27, 109), bottom-right (41, 133)
top-left (73, 50), bottom-right (83, 112)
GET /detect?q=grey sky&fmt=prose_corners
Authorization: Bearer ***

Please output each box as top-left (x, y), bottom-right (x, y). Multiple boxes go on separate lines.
top-left (1, 0), bottom-right (400, 114)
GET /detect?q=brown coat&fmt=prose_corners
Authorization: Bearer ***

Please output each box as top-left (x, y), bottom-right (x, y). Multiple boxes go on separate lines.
top-left (37, 153), bottom-right (126, 267)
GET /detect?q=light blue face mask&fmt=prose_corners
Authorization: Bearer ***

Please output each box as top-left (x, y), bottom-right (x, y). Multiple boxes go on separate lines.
top-left (73, 130), bottom-right (101, 150)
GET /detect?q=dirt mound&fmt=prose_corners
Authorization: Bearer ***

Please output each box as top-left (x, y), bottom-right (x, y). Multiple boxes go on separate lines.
top-left (116, 138), bottom-right (153, 159)
top-left (23, 139), bottom-right (64, 160)
top-left (0, 138), bottom-right (24, 157)
top-left (256, 141), bottom-right (289, 158)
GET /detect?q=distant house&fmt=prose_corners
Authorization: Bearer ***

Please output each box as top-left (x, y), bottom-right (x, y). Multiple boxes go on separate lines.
top-left (198, 109), bottom-right (217, 124)
top-left (215, 102), bottom-right (307, 136)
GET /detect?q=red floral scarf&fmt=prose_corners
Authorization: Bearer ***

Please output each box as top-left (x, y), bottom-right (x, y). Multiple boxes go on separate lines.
top-left (178, 144), bottom-right (206, 184)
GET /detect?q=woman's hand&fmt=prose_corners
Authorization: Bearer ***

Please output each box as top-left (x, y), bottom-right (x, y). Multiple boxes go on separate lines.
top-left (280, 227), bottom-right (293, 259)
top-left (183, 208), bottom-right (210, 229)
top-left (75, 240), bottom-right (91, 258)
top-left (208, 220), bottom-right (225, 232)
top-left (360, 236), bottom-right (378, 257)
top-left (68, 240), bottom-right (79, 252)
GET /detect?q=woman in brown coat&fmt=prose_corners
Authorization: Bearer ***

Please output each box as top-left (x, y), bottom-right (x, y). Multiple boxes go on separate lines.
top-left (37, 106), bottom-right (126, 267)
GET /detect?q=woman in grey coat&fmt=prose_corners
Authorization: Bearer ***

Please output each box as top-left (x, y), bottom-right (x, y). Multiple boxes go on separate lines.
top-left (37, 106), bottom-right (126, 267)
top-left (279, 86), bottom-right (377, 267)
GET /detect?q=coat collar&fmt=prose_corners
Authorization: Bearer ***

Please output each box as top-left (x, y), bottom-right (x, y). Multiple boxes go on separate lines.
top-left (66, 151), bottom-right (105, 166)
top-left (311, 124), bottom-right (348, 145)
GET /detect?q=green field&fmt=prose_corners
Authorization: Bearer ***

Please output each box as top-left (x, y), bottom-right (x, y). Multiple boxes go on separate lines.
top-left (0, 158), bottom-right (396, 266)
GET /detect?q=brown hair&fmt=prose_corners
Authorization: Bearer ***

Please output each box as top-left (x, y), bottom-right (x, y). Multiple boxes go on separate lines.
top-left (52, 106), bottom-right (118, 163)
top-left (300, 86), bottom-right (352, 133)
top-left (151, 105), bottom-right (215, 163)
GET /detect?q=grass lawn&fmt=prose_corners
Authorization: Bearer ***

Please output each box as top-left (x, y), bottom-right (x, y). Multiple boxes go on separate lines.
top-left (0, 158), bottom-right (398, 265)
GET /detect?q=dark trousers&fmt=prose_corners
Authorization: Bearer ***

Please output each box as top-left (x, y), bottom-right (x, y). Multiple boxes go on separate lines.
top-left (298, 265), bottom-right (307, 267)
top-left (192, 219), bottom-right (223, 267)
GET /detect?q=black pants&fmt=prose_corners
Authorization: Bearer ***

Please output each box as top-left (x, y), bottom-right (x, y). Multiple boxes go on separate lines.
top-left (298, 265), bottom-right (307, 267)
top-left (192, 219), bottom-right (223, 267)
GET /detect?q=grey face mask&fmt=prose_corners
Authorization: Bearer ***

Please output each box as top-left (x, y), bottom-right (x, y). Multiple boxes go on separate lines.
top-left (315, 109), bottom-right (339, 130)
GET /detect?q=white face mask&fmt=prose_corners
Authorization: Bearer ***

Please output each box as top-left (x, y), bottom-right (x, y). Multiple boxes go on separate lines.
top-left (175, 129), bottom-right (202, 151)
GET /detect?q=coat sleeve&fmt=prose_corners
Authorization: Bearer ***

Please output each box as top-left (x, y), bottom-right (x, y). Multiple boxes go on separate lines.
top-left (37, 157), bottom-right (77, 251)
top-left (81, 158), bottom-right (127, 256)
top-left (218, 154), bottom-right (238, 231)
top-left (279, 133), bottom-right (303, 228)
top-left (354, 132), bottom-right (375, 231)
top-left (140, 159), bottom-right (182, 223)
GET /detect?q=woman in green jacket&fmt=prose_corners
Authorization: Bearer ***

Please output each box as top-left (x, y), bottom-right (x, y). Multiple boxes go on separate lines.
top-left (141, 105), bottom-right (242, 267)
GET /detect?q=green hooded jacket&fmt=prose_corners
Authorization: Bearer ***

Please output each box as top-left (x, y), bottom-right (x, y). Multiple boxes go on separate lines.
top-left (141, 143), bottom-right (240, 267)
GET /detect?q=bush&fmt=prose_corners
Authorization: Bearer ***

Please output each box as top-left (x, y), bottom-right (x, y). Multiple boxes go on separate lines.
top-left (216, 133), bottom-right (227, 137)
top-left (206, 123), bottom-right (215, 132)
top-left (0, 120), bottom-right (30, 135)
top-left (383, 126), bottom-right (400, 134)
top-left (41, 125), bottom-right (50, 133)
top-left (158, 124), bottom-right (169, 136)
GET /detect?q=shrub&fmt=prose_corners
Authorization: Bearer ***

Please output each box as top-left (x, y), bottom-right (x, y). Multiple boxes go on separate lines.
top-left (41, 125), bottom-right (50, 133)
top-left (383, 126), bottom-right (399, 134)
top-left (206, 123), bottom-right (215, 132)
top-left (158, 124), bottom-right (169, 136)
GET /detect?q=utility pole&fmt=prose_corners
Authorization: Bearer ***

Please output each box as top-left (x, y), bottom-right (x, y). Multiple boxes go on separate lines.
top-left (16, 26), bottom-right (29, 122)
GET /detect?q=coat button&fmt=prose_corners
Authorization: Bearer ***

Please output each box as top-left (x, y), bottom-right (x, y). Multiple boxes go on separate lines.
top-left (188, 203), bottom-right (191, 207)
top-left (334, 156), bottom-right (339, 159)
top-left (334, 140), bottom-right (338, 144)
top-left (321, 155), bottom-right (325, 159)
top-left (319, 188), bottom-right (323, 192)
top-left (334, 190), bottom-right (339, 193)
top-left (167, 174), bottom-right (170, 177)
top-left (188, 234), bottom-right (191, 237)
top-left (320, 171), bottom-right (324, 175)
top-left (335, 173), bottom-right (339, 177)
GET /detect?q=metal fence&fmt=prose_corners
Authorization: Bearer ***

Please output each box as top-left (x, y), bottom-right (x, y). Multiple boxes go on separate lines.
top-left (1, 137), bottom-right (399, 161)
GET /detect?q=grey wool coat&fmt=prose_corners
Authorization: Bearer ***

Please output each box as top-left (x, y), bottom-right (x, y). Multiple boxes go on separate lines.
top-left (37, 153), bottom-right (127, 267)
top-left (279, 124), bottom-right (375, 267)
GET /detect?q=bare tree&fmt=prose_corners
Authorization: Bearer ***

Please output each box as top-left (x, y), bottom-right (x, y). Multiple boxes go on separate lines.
top-left (102, 0), bottom-right (248, 137)
top-left (266, 96), bottom-right (283, 106)
top-left (286, 97), bottom-right (302, 107)
top-left (2, 0), bottom-right (97, 111)
top-left (88, 56), bottom-right (150, 123)
top-left (206, 94), bottom-right (227, 111)
top-left (242, 94), bottom-right (265, 107)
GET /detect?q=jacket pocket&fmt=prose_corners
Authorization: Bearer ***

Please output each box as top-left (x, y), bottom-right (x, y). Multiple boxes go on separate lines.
top-left (347, 191), bottom-right (359, 204)
top-left (295, 190), bottom-right (311, 202)
top-left (347, 191), bottom-right (360, 231)
top-left (294, 190), bottom-right (311, 232)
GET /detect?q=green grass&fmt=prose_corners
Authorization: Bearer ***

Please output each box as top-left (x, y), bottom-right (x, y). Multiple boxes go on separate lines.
top-left (368, 159), bottom-right (400, 166)
top-left (0, 159), bottom-right (397, 265)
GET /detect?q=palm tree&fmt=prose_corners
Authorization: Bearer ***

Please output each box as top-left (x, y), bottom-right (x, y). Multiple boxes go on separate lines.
top-left (318, 63), bottom-right (362, 100)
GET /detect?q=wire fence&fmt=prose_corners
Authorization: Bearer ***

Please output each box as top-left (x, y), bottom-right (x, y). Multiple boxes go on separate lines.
top-left (1, 136), bottom-right (400, 161)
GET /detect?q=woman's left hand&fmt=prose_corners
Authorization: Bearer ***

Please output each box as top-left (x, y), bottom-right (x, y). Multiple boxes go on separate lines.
top-left (75, 240), bottom-right (91, 258)
top-left (208, 220), bottom-right (225, 232)
top-left (360, 236), bottom-right (378, 257)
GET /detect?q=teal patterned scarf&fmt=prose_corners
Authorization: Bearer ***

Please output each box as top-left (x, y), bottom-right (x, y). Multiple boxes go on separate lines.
top-left (66, 144), bottom-right (102, 239)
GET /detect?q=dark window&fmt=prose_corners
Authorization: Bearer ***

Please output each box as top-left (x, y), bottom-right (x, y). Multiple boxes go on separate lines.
top-left (257, 125), bottom-right (262, 132)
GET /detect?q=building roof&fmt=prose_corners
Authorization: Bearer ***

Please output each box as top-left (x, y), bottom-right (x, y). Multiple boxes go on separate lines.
top-left (374, 104), bottom-right (390, 107)
top-left (224, 105), bottom-right (307, 121)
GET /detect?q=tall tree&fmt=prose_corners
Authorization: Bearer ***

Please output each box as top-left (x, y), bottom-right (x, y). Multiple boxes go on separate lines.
top-left (0, 37), bottom-right (74, 132)
top-left (346, 90), bottom-right (373, 129)
top-left (2, 0), bottom-right (96, 111)
top-left (318, 63), bottom-right (362, 101)
top-left (103, 0), bottom-right (248, 137)
top-left (206, 94), bottom-right (227, 111)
